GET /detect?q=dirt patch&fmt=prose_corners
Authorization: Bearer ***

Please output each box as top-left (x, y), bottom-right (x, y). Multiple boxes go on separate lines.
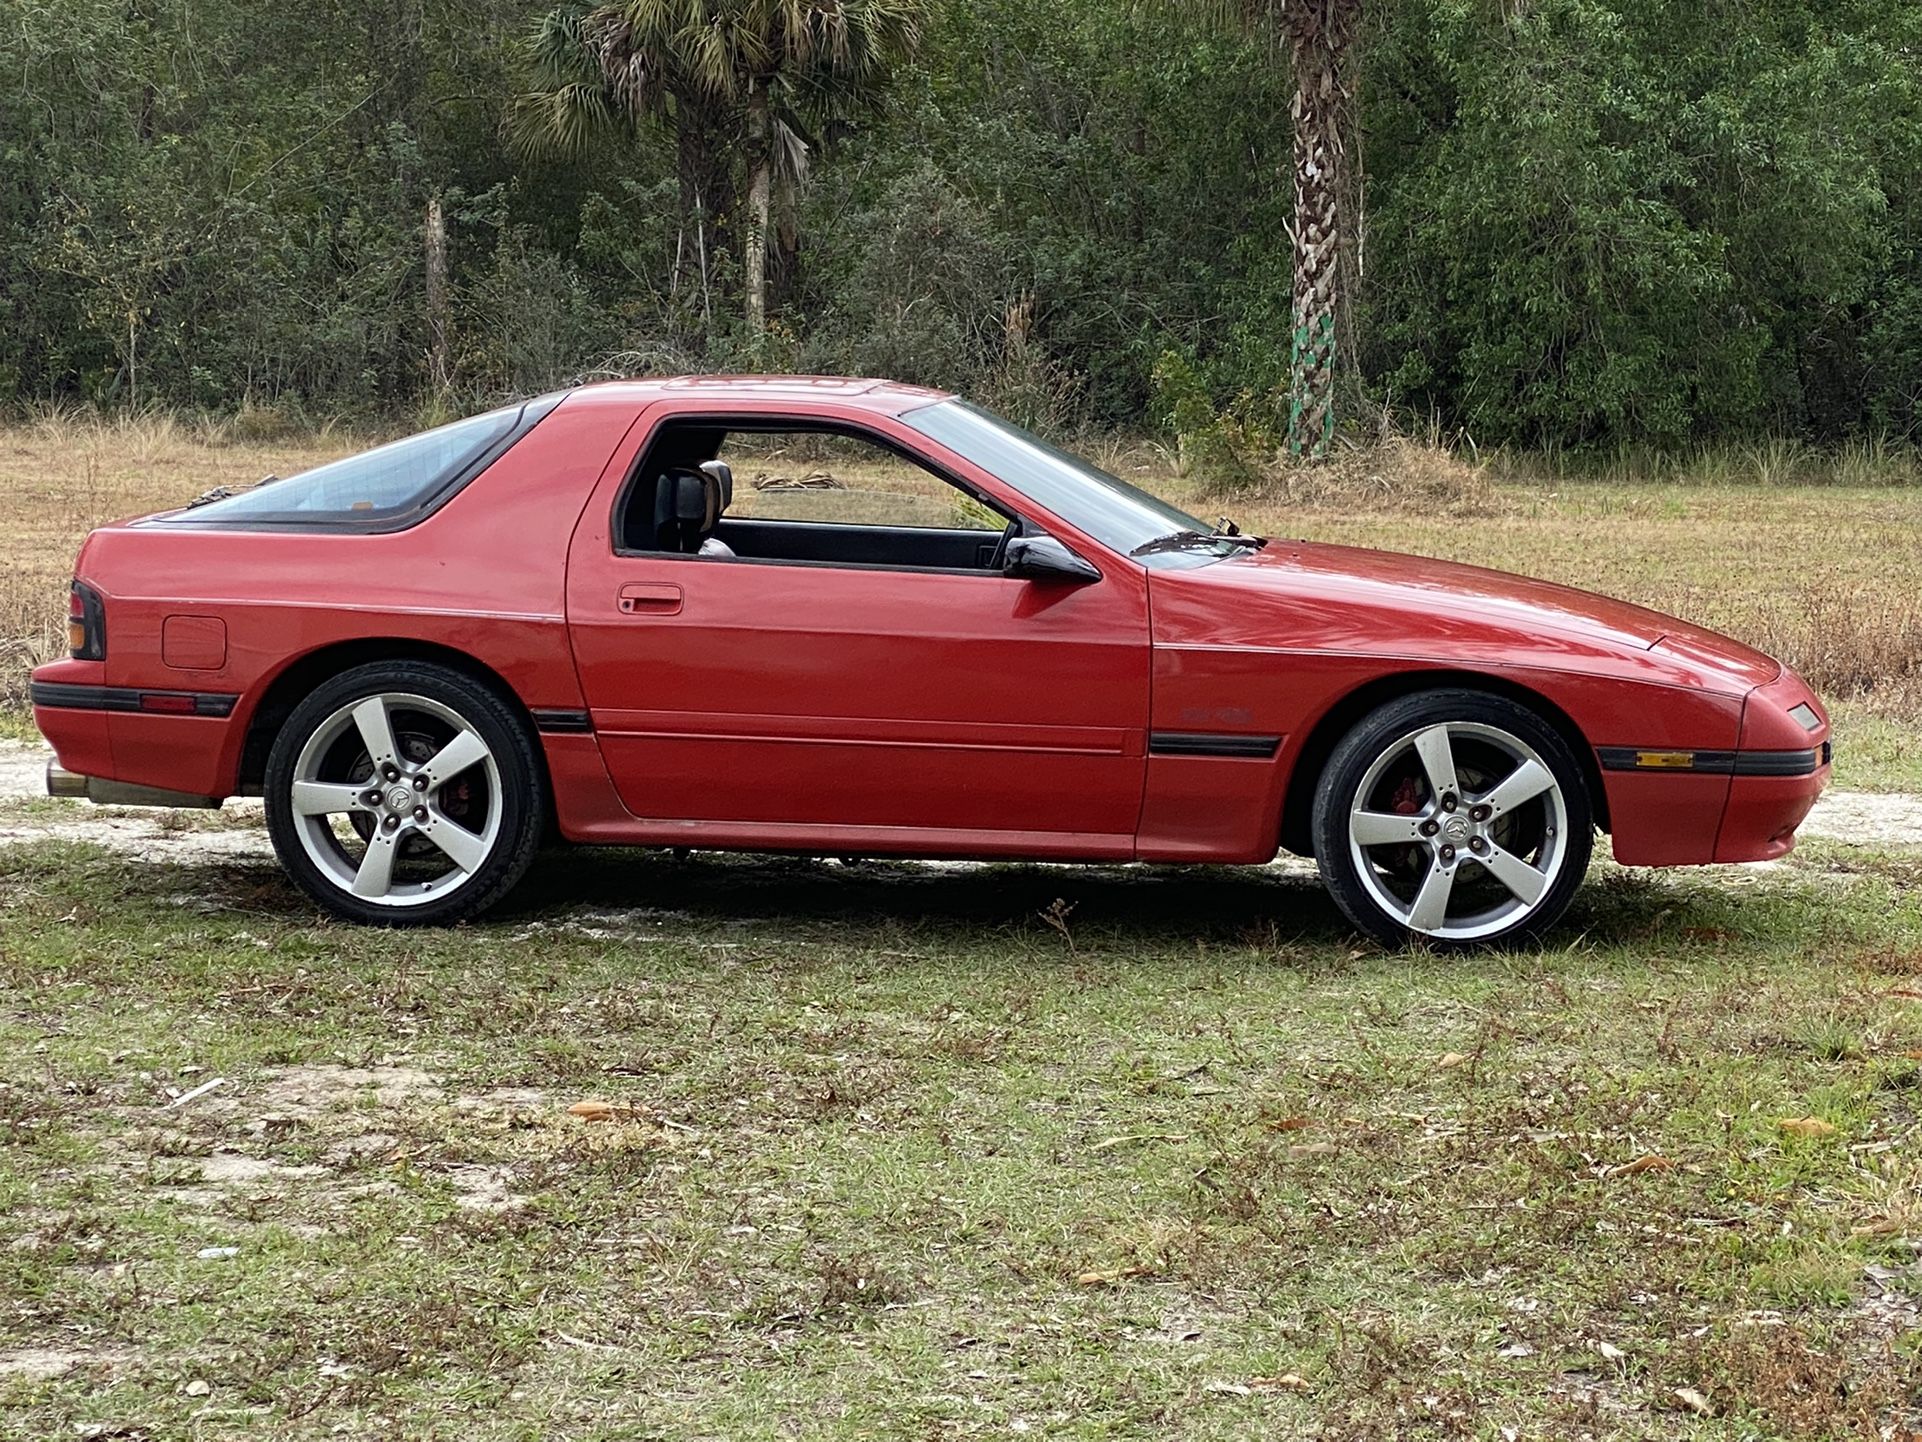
top-left (322, 1132), bottom-right (402, 1164)
top-left (247, 1064), bottom-right (441, 1120)
top-left (1802, 790), bottom-right (1922, 848)
top-left (135, 1070), bottom-right (548, 1222)
top-left (0, 812), bottom-right (270, 862)
top-left (198, 1152), bottom-right (328, 1185)
top-left (0, 740), bottom-right (269, 861)
top-left (446, 1164), bottom-right (530, 1213)
top-left (0, 742), bottom-right (49, 803)
top-left (0, 1347), bottom-right (133, 1381)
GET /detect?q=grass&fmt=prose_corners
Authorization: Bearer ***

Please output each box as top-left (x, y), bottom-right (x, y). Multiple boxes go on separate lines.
top-left (2, 838), bottom-right (1921, 1438)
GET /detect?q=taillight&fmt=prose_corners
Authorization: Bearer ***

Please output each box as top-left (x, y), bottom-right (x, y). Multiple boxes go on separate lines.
top-left (69, 581), bottom-right (106, 661)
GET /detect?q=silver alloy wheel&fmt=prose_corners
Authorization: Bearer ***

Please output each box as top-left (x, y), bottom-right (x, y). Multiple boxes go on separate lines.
top-left (287, 691), bottom-right (502, 909)
top-left (1345, 721), bottom-right (1570, 943)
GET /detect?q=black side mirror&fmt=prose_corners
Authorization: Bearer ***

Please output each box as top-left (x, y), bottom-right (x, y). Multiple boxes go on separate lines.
top-left (1004, 535), bottom-right (1100, 584)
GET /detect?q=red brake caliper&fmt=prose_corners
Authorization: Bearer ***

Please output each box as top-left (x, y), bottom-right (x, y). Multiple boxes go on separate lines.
top-left (1384, 775), bottom-right (1425, 874)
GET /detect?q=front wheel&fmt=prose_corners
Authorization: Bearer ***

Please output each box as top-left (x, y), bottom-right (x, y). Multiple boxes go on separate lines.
top-left (264, 662), bottom-right (545, 926)
top-left (1311, 690), bottom-right (1594, 949)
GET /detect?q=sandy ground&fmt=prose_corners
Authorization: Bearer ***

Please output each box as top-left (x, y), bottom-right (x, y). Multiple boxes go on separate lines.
top-left (0, 740), bottom-right (1917, 865)
top-left (0, 740), bottom-right (268, 862)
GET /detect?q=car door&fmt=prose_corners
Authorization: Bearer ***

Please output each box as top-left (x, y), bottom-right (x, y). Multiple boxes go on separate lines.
top-left (564, 402), bottom-right (1150, 852)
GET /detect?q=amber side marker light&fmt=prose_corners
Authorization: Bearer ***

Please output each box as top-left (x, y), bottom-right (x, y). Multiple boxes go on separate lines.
top-left (1634, 751), bottom-right (1697, 770)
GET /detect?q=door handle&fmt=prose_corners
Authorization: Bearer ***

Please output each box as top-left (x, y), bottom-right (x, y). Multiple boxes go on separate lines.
top-left (618, 583), bottom-right (683, 616)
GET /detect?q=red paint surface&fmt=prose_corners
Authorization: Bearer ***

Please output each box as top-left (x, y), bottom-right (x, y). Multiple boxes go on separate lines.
top-left (31, 377), bottom-right (1829, 869)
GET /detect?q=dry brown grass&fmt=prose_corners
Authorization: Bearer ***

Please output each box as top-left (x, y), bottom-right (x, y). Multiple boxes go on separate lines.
top-left (1256, 434), bottom-right (1504, 516)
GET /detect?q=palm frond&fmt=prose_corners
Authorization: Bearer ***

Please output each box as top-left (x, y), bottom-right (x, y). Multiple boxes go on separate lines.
top-left (507, 80), bottom-right (628, 158)
top-left (527, 6), bottom-right (603, 85)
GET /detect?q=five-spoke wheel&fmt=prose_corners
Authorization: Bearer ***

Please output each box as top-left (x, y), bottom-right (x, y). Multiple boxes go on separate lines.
top-left (264, 662), bottom-right (544, 925)
top-left (1313, 691), bottom-right (1593, 948)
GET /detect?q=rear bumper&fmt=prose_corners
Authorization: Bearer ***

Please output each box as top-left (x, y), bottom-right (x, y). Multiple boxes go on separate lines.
top-left (31, 663), bottom-right (241, 801)
top-left (46, 760), bottom-right (220, 809)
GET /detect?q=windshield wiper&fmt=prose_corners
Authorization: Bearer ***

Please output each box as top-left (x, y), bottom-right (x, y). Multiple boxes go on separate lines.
top-left (1130, 529), bottom-right (1264, 558)
top-left (187, 474), bottom-right (280, 507)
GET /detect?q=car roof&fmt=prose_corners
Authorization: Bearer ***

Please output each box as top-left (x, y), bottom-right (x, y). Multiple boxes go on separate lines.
top-left (566, 375), bottom-right (955, 417)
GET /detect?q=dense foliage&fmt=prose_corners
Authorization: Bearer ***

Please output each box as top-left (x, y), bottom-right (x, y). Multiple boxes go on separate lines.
top-left (1, 0), bottom-right (1917, 447)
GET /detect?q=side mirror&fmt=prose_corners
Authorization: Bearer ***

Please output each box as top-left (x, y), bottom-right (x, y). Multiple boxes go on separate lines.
top-left (1004, 534), bottom-right (1100, 584)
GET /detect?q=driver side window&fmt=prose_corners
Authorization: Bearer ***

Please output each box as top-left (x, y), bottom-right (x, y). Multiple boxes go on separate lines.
top-left (721, 431), bottom-right (1005, 533)
top-left (619, 421), bottom-right (1013, 573)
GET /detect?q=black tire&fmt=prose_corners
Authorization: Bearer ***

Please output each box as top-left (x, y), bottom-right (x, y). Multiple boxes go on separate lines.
top-left (1310, 689), bottom-right (1594, 950)
top-left (264, 661), bottom-right (545, 926)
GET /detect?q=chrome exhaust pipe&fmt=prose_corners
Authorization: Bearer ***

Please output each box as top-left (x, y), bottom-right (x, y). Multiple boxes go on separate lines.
top-left (46, 761), bottom-right (221, 809)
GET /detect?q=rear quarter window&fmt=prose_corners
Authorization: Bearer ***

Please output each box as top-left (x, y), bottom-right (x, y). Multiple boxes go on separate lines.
top-left (154, 394), bottom-right (562, 530)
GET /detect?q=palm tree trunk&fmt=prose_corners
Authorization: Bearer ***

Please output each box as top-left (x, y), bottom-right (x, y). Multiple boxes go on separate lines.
top-left (423, 194), bottom-right (451, 394)
top-left (743, 80), bottom-right (772, 337)
top-left (1283, 1), bottom-right (1359, 460)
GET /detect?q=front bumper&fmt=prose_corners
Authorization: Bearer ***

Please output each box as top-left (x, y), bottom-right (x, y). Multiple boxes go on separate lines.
top-left (1602, 668), bottom-right (1831, 867)
top-left (1713, 762), bottom-right (1829, 862)
top-left (1715, 669), bottom-right (1832, 862)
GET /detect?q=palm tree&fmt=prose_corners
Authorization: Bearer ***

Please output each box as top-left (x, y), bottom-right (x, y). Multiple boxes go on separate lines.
top-left (1278, 0), bottom-right (1362, 460)
top-left (1185, 0), bottom-right (1363, 460)
top-left (517, 0), bottom-right (927, 337)
top-left (519, 2), bottom-right (740, 306)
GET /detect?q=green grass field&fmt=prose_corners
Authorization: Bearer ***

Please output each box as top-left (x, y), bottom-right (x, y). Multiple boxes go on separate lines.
top-left (2, 834), bottom-right (1920, 1438)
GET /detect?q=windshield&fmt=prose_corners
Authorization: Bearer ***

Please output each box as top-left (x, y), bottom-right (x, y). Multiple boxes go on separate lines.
top-left (902, 400), bottom-right (1250, 563)
top-left (167, 399), bottom-right (542, 526)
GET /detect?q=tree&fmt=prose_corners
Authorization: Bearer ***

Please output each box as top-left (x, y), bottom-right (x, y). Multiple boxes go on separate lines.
top-left (1278, 0), bottom-right (1361, 459)
top-left (1187, 0), bottom-right (1361, 459)
top-left (517, 0), bottom-right (927, 337)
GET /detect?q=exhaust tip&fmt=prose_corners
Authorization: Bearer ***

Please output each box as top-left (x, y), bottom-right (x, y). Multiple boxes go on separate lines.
top-left (46, 762), bottom-right (88, 799)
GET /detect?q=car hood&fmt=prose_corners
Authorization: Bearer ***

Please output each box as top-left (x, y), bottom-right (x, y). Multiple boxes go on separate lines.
top-left (1152, 540), bottom-right (1781, 690)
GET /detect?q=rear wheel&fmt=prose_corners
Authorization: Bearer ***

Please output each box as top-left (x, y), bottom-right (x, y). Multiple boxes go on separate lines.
top-left (1311, 690), bottom-right (1593, 949)
top-left (264, 662), bottom-right (544, 926)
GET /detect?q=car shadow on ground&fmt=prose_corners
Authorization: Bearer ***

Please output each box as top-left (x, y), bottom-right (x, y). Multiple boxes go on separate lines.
top-left (509, 848), bottom-right (1348, 941)
top-left (484, 845), bottom-right (1715, 953)
top-left (59, 838), bottom-right (1733, 953)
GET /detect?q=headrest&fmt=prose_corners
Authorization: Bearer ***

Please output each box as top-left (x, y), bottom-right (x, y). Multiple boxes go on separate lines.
top-left (698, 459), bottom-right (734, 511)
top-left (655, 467), bottom-right (722, 552)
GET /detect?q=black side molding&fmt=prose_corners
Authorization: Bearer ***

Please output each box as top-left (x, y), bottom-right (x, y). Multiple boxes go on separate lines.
top-left (531, 708), bottom-right (593, 735)
top-left (30, 681), bottom-right (237, 718)
top-left (1597, 744), bottom-right (1830, 777)
top-left (1149, 732), bottom-right (1281, 760)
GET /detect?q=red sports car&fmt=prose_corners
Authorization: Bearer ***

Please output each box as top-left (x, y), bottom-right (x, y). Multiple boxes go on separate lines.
top-left (31, 377), bottom-right (1831, 945)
